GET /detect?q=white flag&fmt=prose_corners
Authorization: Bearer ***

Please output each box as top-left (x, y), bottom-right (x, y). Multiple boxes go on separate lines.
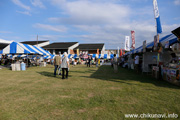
top-left (125, 36), bottom-right (130, 51)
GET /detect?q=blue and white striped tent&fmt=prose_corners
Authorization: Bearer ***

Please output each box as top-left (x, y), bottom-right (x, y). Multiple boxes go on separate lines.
top-left (0, 42), bottom-right (51, 56)
top-left (123, 33), bottom-right (178, 56)
top-left (146, 34), bottom-right (178, 49)
top-left (43, 54), bottom-right (118, 59)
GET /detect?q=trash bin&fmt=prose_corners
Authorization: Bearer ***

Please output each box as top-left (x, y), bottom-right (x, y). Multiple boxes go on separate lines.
top-left (15, 63), bottom-right (21, 71)
top-left (21, 62), bottom-right (26, 71)
top-left (11, 64), bottom-right (16, 71)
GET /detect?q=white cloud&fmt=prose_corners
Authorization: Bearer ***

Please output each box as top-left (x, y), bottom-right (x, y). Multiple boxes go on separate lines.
top-left (30, 0), bottom-right (46, 8)
top-left (49, 0), bottom-right (130, 25)
top-left (35, 35), bottom-right (67, 41)
top-left (33, 23), bottom-right (67, 32)
top-left (174, 0), bottom-right (180, 5)
top-left (48, 0), bottom-right (179, 48)
top-left (12, 0), bottom-right (30, 10)
top-left (16, 10), bottom-right (31, 16)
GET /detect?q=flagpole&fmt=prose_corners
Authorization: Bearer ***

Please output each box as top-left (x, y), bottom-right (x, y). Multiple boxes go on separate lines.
top-left (36, 35), bottom-right (38, 66)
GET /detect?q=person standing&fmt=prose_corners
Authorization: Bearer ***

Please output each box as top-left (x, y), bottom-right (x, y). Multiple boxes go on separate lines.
top-left (134, 54), bottom-right (139, 73)
top-left (54, 53), bottom-right (61, 77)
top-left (72, 58), bottom-right (74, 65)
top-left (61, 52), bottom-right (69, 79)
top-left (113, 54), bottom-right (118, 73)
top-left (87, 55), bottom-right (91, 67)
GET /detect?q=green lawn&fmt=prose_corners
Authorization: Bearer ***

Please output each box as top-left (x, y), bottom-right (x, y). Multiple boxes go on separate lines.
top-left (0, 65), bottom-right (180, 120)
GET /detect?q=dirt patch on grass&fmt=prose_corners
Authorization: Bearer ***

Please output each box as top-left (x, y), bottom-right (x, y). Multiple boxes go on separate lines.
top-left (77, 108), bottom-right (87, 113)
top-left (92, 107), bottom-right (104, 111)
top-left (109, 87), bottom-right (121, 90)
top-left (51, 109), bottom-right (63, 116)
top-left (59, 95), bottom-right (71, 98)
top-left (88, 93), bottom-right (94, 98)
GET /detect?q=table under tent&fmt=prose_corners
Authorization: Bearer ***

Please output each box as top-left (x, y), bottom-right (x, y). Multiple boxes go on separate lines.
top-left (122, 33), bottom-right (178, 72)
top-left (122, 33), bottom-right (180, 86)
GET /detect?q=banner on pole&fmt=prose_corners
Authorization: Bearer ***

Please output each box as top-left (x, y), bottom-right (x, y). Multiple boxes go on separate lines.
top-left (131, 31), bottom-right (135, 49)
top-left (77, 48), bottom-right (79, 56)
top-left (125, 36), bottom-right (130, 51)
top-left (153, 34), bottom-right (159, 51)
top-left (97, 49), bottom-right (99, 55)
top-left (143, 40), bottom-right (146, 53)
top-left (120, 49), bottom-right (122, 56)
top-left (153, 0), bottom-right (162, 34)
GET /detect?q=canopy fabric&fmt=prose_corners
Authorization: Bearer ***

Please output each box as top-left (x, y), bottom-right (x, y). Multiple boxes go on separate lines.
top-left (104, 54), bottom-right (107, 59)
top-left (44, 55), bottom-right (55, 59)
top-left (73, 54), bottom-right (77, 59)
top-left (68, 54), bottom-right (72, 58)
top-left (110, 54), bottom-right (114, 59)
top-left (146, 34), bottom-right (177, 49)
top-left (0, 42), bottom-right (52, 56)
top-left (92, 54), bottom-right (96, 58)
top-left (123, 33), bottom-right (178, 56)
top-left (0, 42), bottom-right (31, 54)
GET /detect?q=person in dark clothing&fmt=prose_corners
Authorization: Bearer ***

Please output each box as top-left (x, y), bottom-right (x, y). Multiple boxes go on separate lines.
top-left (54, 53), bottom-right (61, 77)
top-left (87, 55), bottom-right (91, 67)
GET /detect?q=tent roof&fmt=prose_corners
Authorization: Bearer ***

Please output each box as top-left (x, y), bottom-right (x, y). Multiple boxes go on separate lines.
top-left (74, 43), bottom-right (104, 50)
top-left (124, 33), bottom-right (178, 56)
top-left (0, 42), bottom-right (51, 56)
top-left (42, 42), bottom-right (78, 49)
top-left (21, 40), bottom-right (49, 45)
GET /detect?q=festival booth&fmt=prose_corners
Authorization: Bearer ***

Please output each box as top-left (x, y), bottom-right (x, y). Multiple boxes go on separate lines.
top-left (0, 42), bottom-right (52, 70)
top-left (61, 53), bottom-right (116, 65)
top-left (142, 28), bottom-right (180, 85)
top-left (159, 28), bottom-right (180, 85)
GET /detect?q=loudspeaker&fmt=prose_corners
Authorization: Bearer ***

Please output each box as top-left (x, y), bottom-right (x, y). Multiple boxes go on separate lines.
top-left (172, 27), bottom-right (180, 38)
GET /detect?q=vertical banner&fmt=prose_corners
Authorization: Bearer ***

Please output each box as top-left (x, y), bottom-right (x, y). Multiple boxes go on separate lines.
top-left (153, 0), bottom-right (162, 34)
top-left (120, 49), bottom-right (122, 56)
top-left (123, 49), bottom-right (125, 55)
top-left (77, 48), bottom-right (79, 56)
top-left (117, 47), bottom-right (119, 57)
top-left (97, 49), bottom-right (99, 55)
top-left (125, 36), bottom-right (130, 51)
top-left (143, 40), bottom-right (146, 53)
top-left (154, 34), bottom-right (159, 51)
top-left (131, 31), bottom-right (135, 49)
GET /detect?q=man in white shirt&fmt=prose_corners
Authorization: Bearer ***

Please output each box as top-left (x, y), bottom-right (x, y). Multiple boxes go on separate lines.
top-left (61, 52), bottom-right (69, 79)
top-left (113, 54), bottom-right (118, 73)
top-left (134, 54), bottom-right (139, 73)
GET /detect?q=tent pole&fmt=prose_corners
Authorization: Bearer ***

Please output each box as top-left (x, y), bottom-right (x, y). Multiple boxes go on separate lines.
top-left (27, 54), bottom-right (28, 68)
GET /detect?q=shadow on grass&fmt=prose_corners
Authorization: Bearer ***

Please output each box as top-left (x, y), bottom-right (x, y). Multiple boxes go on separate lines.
top-left (37, 71), bottom-right (55, 77)
top-left (81, 65), bottom-right (180, 89)
top-left (37, 71), bottom-right (72, 78)
top-left (70, 69), bottom-right (96, 74)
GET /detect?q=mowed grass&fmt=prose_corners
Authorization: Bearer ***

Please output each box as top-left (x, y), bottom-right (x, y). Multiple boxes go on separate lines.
top-left (0, 64), bottom-right (180, 120)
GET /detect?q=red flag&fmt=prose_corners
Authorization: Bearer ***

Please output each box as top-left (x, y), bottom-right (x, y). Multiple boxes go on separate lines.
top-left (120, 49), bottom-right (122, 56)
top-left (131, 31), bottom-right (135, 49)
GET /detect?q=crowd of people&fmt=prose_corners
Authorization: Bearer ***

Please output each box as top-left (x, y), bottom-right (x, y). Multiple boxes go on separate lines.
top-left (0, 55), bottom-right (32, 67)
top-left (110, 54), bottom-right (141, 73)
top-left (53, 52), bottom-right (108, 79)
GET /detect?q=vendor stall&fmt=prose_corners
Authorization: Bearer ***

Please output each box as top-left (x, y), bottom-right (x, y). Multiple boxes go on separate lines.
top-left (0, 42), bottom-right (52, 70)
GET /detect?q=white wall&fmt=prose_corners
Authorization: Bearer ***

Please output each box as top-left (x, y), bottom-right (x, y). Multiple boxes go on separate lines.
top-left (68, 43), bottom-right (79, 54)
top-left (101, 45), bottom-right (105, 54)
top-left (0, 39), bottom-right (12, 44)
top-left (34, 41), bottom-right (50, 47)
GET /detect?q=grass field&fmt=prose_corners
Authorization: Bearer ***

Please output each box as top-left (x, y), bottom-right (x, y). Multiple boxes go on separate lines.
top-left (0, 64), bottom-right (180, 120)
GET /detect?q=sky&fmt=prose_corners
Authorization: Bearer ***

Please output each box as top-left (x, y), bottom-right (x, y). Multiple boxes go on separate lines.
top-left (0, 0), bottom-right (180, 49)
